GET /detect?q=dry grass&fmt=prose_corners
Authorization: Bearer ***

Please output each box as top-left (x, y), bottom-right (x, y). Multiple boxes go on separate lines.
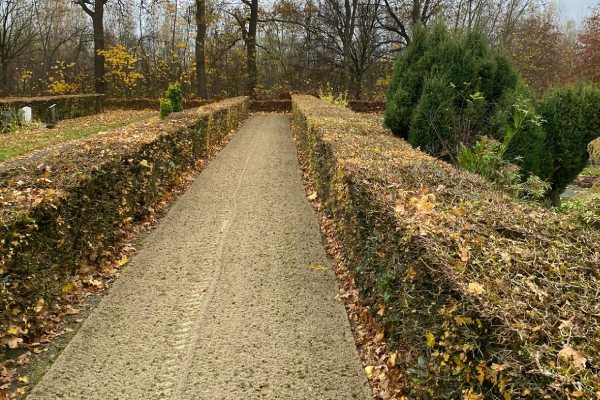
top-left (0, 110), bottom-right (157, 163)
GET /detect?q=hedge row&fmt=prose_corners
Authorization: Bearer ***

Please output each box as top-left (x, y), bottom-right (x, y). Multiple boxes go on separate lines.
top-left (347, 100), bottom-right (385, 113)
top-left (104, 98), bottom-right (213, 110)
top-left (0, 97), bottom-right (249, 349)
top-left (292, 95), bottom-right (600, 399)
top-left (0, 94), bottom-right (104, 122)
top-left (249, 100), bottom-right (292, 113)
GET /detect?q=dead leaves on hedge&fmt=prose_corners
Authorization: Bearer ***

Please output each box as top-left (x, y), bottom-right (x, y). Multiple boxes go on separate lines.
top-left (293, 95), bottom-right (600, 399)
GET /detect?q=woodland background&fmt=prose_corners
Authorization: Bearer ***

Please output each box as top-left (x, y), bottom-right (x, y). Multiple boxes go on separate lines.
top-left (0, 0), bottom-right (598, 100)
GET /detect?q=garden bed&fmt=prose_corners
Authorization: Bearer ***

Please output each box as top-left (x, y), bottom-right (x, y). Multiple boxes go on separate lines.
top-left (0, 97), bottom-right (248, 354)
top-left (292, 95), bottom-right (600, 399)
top-left (0, 110), bottom-right (156, 163)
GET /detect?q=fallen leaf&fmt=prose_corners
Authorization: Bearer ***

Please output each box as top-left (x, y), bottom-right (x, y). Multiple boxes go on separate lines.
top-left (389, 352), bottom-right (397, 366)
top-left (61, 281), bottom-right (76, 294)
top-left (18, 376), bottom-right (29, 384)
top-left (426, 332), bottom-right (436, 348)
top-left (6, 337), bottom-right (22, 349)
top-left (558, 345), bottom-right (587, 370)
top-left (467, 282), bottom-right (485, 295)
top-left (34, 298), bottom-right (45, 313)
top-left (307, 191), bottom-right (317, 201)
top-left (309, 263), bottom-right (326, 271)
top-left (365, 365), bottom-right (374, 379)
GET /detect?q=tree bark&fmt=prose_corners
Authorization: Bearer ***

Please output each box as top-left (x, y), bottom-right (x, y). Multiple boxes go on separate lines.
top-left (195, 0), bottom-right (208, 98)
top-left (92, 2), bottom-right (106, 94)
top-left (77, 0), bottom-right (106, 93)
top-left (246, 0), bottom-right (258, 97)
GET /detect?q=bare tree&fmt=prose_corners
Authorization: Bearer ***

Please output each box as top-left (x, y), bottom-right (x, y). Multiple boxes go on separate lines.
top-left (74, 0), bottom-right (108, 93)
top-left (0, 0), bottom-right (37, 91)
top-left (195, 0), bottom-right (208, 98)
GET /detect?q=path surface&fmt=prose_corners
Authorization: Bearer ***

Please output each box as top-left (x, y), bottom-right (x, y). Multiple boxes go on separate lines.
top-left (27, 115), bottom-right (370, 400)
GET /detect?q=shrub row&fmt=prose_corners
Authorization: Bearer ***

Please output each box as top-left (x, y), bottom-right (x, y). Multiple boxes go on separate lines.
top-left (292, 95), bottom-right (600, 399)
top-left (104, 98), bottom-right (213, 110)
top-left (0, 94), bottom-right (104, 123)
top-left (347, 100), bottom-right (386, 113)
top-left (0, 97), bottom-right (248, 349)
top-left (248, 100), bottom-right (292, 113)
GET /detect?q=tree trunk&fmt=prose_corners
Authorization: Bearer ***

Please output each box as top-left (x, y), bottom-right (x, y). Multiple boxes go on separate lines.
top-left (92, 1), bottom-right (106, 94)
top-left (246, 0), bottom-right (258, 97)
top-left (1, 62), bottom-right (9, 92)
top-left (342, 0), bottom-right (352, 93)
top-left (195, 0), bottom-right (208, 98)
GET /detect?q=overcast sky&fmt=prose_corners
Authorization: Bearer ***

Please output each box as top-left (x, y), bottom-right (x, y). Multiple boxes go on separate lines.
top-left (557, 0), bottom-right (598, 23)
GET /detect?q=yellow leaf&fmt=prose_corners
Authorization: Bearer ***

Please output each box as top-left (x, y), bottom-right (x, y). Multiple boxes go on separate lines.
top-left (117, 256), bottom-right (129, 267)
top-left (18, 376), bottom-right (29, 384)
top-left (375, 332), bottom-right (384, 342)
top-left (467, 282), bottom-right (485, 295)
top-left (7, 326), bottom-right (20, 335)
top-left (426, 332), bottom-right (436, 348)
top-left (571, 392), bottom-right (584, 398)
top-left (389, 352), bottom-right (398, 366)
top-left (307, 191), bottom-right (317, 201)
top-left (61, 281), bottom-right (75, 294)
top-left (34, 299), bottom-right (45, 314)
top-left (309, 263), bottom-right (326, 271)
top-left (364, 365), bottom-right (374, 379)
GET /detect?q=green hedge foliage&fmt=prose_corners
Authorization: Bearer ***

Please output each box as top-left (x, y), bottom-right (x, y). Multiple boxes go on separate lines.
top-left (385, 23), bottom-right (519, 160)
top-left (293, 95), bottom-right (600, 399)
top-left (386, 23), bottom-right (600, 198)
top-left (538, 84), bottom-right (600, 199)
top-left (0, 97), bottom-right (248, 351)
top-left (165, 82), bottom-right (183, 112)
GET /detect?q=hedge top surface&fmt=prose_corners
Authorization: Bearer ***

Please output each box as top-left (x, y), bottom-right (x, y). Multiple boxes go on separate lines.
top-left (0, 94), bottom-right (104, 104)
top-left (0, 97), bottom-right (247, 221)
top-left (293, 94), bottom-right (600, 394)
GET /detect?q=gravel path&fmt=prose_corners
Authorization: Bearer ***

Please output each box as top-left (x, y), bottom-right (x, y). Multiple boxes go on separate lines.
top-left (27, 114), bottom-right (370, 400)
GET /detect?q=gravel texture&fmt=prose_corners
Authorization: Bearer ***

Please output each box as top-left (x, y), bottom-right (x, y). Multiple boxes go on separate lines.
top-left (27, 114), bottom-right (370, 400)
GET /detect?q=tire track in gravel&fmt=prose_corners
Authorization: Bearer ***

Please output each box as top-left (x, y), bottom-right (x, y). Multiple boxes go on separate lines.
top-left (27, 115), bottom-right (370, 400)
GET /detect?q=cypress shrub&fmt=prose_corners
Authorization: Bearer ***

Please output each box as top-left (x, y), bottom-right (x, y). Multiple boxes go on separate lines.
top-left (486, 86), bottom-right (549, 178)
top-left (160, 97), bottom-right (173, 119)
top-left (165, 82), bottom-right (183, 112)
top-left (539, 84), bottom-right (600, 200)
top-left (385, 23), bottom-right (521, 160)
top-left (409, 75), bottom-right (458, 158)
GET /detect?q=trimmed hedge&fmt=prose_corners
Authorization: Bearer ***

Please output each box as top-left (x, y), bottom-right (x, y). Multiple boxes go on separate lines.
top-left (104, 98), bottom-right (213, 110)
top-left (292, 95), bottom-right (600, 399)
top-left (0, 97), bottom-right (248, 348)
top-left (347, 101), bottom-right (386, 113)
top-left (249, 100), bottom-right (292, 113)
top-left (0, 94), bottom-right (104, 123)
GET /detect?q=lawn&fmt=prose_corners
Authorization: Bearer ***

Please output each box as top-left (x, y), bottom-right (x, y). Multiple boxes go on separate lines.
top-left (0, 110), bottom-right (157, 163)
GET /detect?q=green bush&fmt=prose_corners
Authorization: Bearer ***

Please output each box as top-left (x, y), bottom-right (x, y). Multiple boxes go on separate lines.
top-left (539, 84), bottom-right (600, 201)
top-left (408, 75), bottom-right (457, 158)
top-left (160, 97), bottom-right (173, 119)
top-left (385, 23), bottom-right (520, 159)
top-left (485, 87), bottom-right (548, 179)
top-left (165, 82), bottom-right (183, 112)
